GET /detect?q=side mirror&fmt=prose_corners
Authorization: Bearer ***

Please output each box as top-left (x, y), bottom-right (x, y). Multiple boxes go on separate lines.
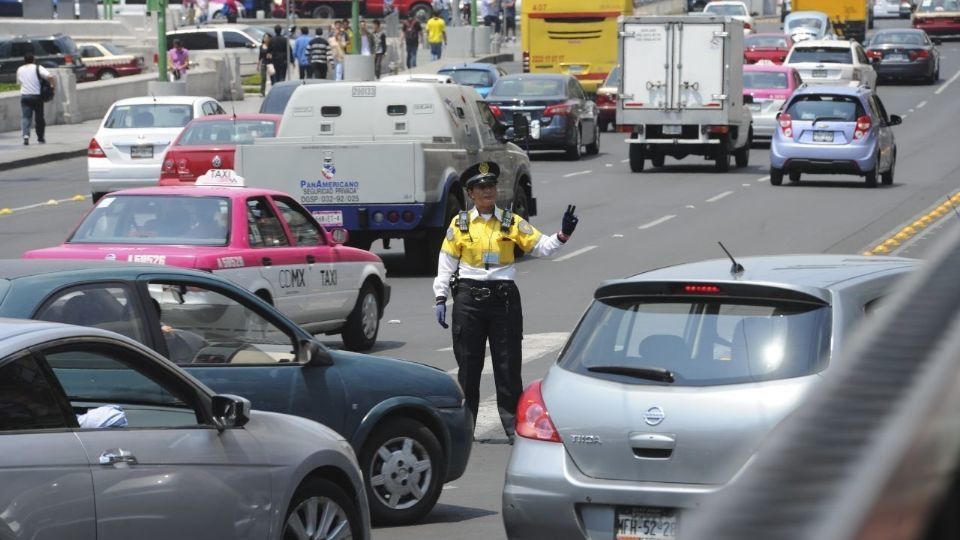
top-left (888, 114), bottom-right (902, 126)
top-left (512, 112), bottom-right (530, 141)
top-left (933, 37), bottom-right (942, 45)
top-left (211, 394), bottom-right (251, 430)
top-left (328, 227), bottom-right (349, 245)
top-left (751, 11), bottom-right (759, 16)
top-left (743, 94), bottom-right (755, 104)
top-left (302, 338), bottom-right (333, 366)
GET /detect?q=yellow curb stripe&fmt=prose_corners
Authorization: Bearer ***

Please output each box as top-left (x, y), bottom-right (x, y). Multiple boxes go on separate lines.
top-left (864, 192), bottom-right (960, 255)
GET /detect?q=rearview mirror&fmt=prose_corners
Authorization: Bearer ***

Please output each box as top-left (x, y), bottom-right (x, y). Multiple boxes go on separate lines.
top-left (211, 394), bottom-right (251, 430)
top-left (328, 228), bottom-right (349, 245)
top-left (512, 112), bottom-right (530, 141)
top-left (888, 114), bottom-right (902, 126)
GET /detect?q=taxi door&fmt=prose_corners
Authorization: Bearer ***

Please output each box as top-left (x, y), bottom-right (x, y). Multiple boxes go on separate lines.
top-left (268, 195), bottom-right (353, 321)
top-left (243, 196), bottom-right (318, 325)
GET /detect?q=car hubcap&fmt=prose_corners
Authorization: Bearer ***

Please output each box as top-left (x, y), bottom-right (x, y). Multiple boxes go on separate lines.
top-left (368, 437), bottom-right (432, 510)
top-left (101, 72), bottom-right (115, 80)
top-left (284, 496), bottom-right (352, 540)
top-left (360, 292), bottom-right (378, 339)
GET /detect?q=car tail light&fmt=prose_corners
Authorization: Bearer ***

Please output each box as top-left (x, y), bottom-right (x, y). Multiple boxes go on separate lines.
top-left (162, 159), bottom-right (174, 172)
top-left (866, 49), bottom-right (883, 60)
top-left (854, 115), bottom-right (872, 139)
top-left (64, 54), bottom-right (74, 64)
top-left (177, 158), bottom-right (188, 172)
top-left (522, 51), bottom-right (530, 73)
top-left (779, 113), bottom-right (793, 137)
top-left (402, 210), bottom-right (415, 222)
top-left (489, 104), bottom-right (502, 118)
top-left (87, 138), bottom-right (106, 158)
top-left (543, 102), bottom-right (573, 117)
top-left (387, 211), bottom-right (400, 223)
top-left (743, 22), bottom-right (752, 30)
top-left (683, 284), bottom-right (722, 294)
top-left (909, 49), bottom-right (929, 60)
top-left (515, 379), bottom-right (561, 443)
top-left (708, 125), bottom-right (729, 134)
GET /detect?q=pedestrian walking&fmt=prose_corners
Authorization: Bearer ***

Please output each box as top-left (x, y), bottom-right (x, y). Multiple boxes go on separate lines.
top-left (293, 26), bottom-right (312, 79)
top-left (307, 28), bottom-right (331, 80)
top-left (16, 53), bottom-right (55, 146)
top-left (330, 27), bottom-right (346, 80)
top-left (258, 33), bottom-right (271, 95)
top-left (403, 16), bottom-right (422, 68)
top-left (168, 39), bottom-right (189, 81)
top-left (267, 24), bottom-right (293, 84)
top-left (426, 10), bottom-right (446, 61)
top-left (503, 0), bottom-right (516, 40)
top-left (223, 0), bottom-right (239, 22)
top-left (372, 20), bottom-right (387, 78)
top-left (432, 162), bottom-right (579, 442)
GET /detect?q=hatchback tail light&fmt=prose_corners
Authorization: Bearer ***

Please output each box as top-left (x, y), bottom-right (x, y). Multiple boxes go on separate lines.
top-left (866, 49), bottom-right (883, 60)
top-left (854, 115), bottom-right (872, 140)
top-left (909, 49), bottom-right (930, 60)
top-left (779, 113), bottom-right (793, 138)
top-left (87, 138), bottom-right (106, 158)
top-left (515, 379), bottom-right (561, 443)
top-left (543, 102), bottom-right (573, 117)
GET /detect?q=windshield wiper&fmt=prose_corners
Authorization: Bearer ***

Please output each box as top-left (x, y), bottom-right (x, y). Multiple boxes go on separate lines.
top-left (587, 365), bottom-right (676, 383)
top-left (812, 116), bottom-right (847, 125)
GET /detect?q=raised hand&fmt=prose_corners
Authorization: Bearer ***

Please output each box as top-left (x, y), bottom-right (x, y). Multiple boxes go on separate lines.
top-left (561, 204), bottom-right (579, 236)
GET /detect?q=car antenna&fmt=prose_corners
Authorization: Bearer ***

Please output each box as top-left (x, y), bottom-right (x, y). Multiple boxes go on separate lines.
top-left (718, 241), bottom-right (745, 277)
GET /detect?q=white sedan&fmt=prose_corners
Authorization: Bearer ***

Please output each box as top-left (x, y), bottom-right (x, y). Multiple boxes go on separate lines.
top-left (785, 39), bottom-right (878, 88)
top-left (703, 1), bottom-right (757, 33)
top-left (88, 96), bottom-right (226, 202)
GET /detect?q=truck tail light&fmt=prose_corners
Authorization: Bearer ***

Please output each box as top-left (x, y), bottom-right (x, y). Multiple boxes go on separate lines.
top-left (854, 115), bottom-right (872, 140)
top-left (779, 113), bottom-right (793, 138)
top-left (543, 103), bottom-right (573, 117)
top-left (522, 51), bottom-right (530, 73)
top-left (516, 379), bottom-right (561, 443)
top-left (908, 49), bottom-right (929, 60)
top-left (88, 138), bottom-right (106, 158)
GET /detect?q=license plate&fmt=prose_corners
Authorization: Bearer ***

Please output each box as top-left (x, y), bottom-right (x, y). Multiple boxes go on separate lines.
top-left (812, 69), bottom-right (827, 78)
top-left (663, 125), bottom-right (682, 135)
top-left (887, 53), bottom-right (906, 61)
top-left (131, 145), bottom-right (153, 159)
top-left (813, 130), bottom-right (834, 142)
top-left (312, 210), bottom-right (343, 227)
top-left (616, 507), bottom-right (678, 540)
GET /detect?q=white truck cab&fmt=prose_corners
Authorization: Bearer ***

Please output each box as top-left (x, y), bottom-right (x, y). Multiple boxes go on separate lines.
top-left (234, 82), bottom-right (535, 271)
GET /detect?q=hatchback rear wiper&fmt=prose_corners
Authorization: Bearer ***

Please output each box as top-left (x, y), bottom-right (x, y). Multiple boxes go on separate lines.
top-left (812, 116), bottom-right (847, 125)
top-left (587, 365), bottom-right (676, 383)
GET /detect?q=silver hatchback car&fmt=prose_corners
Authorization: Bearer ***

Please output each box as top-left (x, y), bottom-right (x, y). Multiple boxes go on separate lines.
top-left (502, 255), bottom-right (917, 540)
top-left (0, 318), bottom-right (370, 540)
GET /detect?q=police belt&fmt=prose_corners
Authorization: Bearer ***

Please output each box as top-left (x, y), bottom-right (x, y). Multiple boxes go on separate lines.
top-left (457, 279), bottom-right (515, 300)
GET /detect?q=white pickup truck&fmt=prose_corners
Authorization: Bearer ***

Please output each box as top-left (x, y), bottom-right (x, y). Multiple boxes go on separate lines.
top-left (234, 81), bottom-right (535, 271)
top-left (617, 15), bottom-right (754, 172)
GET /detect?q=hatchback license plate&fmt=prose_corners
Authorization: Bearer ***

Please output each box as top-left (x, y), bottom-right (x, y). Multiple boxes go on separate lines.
top-left (616, 507), bottom-right (678, 540)
top-left (813, 131), bottom-right (834, 142)
top-left (663, 125), bottom-right (682, 135)
top-left (131, 145), bottom-right (153, 159)
top-left (812, 69), bottom-right (827, 78)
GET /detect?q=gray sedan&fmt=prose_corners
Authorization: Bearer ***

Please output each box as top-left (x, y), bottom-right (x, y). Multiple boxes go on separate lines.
top-left (0, 318), bottom-right (370, 540)
top-left (864, 29), bottom-right (940, 84)
top-left (502, 254), bottom-right (918, 539)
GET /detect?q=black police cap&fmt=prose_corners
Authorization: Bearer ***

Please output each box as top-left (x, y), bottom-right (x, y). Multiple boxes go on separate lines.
top-left (462, 162), bottom-right (500, 189)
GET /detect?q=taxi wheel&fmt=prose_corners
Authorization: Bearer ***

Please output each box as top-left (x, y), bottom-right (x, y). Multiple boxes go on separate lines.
top-left (360, 417), bottom-right (444, 526)
top-left (282, 477), bottom-right (361, 540)
top-left (342, 283), bottom-right (380, 351)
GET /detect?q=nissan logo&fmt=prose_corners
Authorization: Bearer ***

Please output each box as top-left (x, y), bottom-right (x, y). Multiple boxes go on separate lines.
top-left (644, 407), bottom-right (665, 426)
top-left (211, 155), bottom-right (222, 168)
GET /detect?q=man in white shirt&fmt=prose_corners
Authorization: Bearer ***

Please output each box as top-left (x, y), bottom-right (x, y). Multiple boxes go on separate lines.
top-left (16, 53), bottom-right (56, 145)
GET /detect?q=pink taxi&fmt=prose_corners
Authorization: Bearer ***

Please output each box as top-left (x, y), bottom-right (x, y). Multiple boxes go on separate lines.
top-left (23, 179), bottom-right (390, 351)
top-left (744, 63), bottom-right (803, 141)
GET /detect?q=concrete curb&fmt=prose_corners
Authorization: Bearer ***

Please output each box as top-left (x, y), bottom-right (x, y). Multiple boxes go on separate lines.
top-left (0, 148), bottom-right (88, 173)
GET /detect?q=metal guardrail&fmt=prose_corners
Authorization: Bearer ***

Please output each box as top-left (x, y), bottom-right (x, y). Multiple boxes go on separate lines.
top-left (683, 225), bottom-right (960, 540)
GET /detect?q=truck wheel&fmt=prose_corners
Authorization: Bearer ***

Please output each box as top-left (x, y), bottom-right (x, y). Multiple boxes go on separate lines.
top-left (585, 123), bottom-right (600, 155)
top-left (715, 137), bottom-right (730, 172)
top-left (734, 129), bottom-right (751, 167)
top-left (770, 167), bottom-right (784, 186)
top-left (566, 125), bottom-right (582, 160)
top-left (360, 417), bottom-right (445, 526)
top-left (312, 5), bottom-right (336, 18)
top-left (629, 144), bottom-right (645, 172)
top-left (342, 282), bottom-right (381, 351)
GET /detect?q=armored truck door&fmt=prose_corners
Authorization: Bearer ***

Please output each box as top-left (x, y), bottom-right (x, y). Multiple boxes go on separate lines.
top-left (673, 22), bottom-right (726, 109)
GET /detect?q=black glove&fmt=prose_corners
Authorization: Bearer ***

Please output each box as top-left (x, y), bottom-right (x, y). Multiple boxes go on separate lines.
top-left (435, 299), bottom-right (448, 329)
top-left (561, 204), bottom-right (579, 236)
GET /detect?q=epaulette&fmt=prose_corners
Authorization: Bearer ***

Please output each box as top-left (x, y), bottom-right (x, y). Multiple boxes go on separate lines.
top-left (500, 208), bottom-right (513, 233)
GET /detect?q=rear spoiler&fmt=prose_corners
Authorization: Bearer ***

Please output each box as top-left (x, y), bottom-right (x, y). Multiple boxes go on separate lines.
top-left (593, 281), bottom-right (829, 306)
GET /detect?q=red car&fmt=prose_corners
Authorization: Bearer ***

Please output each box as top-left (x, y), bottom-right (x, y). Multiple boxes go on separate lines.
top-left (160, 114), bottom-right (281, 186)
top-left (912, 0), bottom-right (960, 39)
top-left (744, 33), bottom-right (795, 64)
top-left (595, 66), bottom-right (620, 132)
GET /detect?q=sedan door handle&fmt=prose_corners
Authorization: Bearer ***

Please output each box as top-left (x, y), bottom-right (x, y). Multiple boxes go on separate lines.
top-left (99, 449), bottom-right (138, 466)
top-left (262, 257), bottom-right (272, 267)
top-left (306, 255), bottom-right (316, 264)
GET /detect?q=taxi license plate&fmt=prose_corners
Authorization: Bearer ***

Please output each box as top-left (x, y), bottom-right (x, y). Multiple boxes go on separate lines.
top-left (616, 507), bottom-right (678, 540)
top-left (131, 144), bottom-right (153, 159)
top-left (812, 69), bottom-right (827, 78)
top-left (312, 210), bottom-right (344, 227)
top-left (663, 125), bottom-right (682, 135)
top-left (813, 131), bottom-right (834, 142)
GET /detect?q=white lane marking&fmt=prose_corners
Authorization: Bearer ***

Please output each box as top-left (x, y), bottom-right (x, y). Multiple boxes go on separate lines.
top-left (685, 204), bottom-right (696, 209)
top-left (620, 158), bottom-right (630, 163)
top-left (553, 245), bottom-right (598, 261)
top-left (437, 346), bottom-right (454, 352)
top-left (742, 183), bottom-right (751, 187)
top-left (445, 332), bottom-right (570, 376)
top-left (935, 69), bottom-right (960, 95)
top-left (908, 108), bottom-right (915, 113)
top-left (605, 163), bottom-right (614, 167)
top-left (756, 176), bottom-right (769, 182)
top-left (562, 170), bottom-right (593, 178)
top-left (706, 190), bottom-right (734, 202)
top-left (638, 214), bottom-right (676, 229)
top-left (612, 233), bottom-right (624, 238)
top-left (917, 100), bottom-right (928, 109)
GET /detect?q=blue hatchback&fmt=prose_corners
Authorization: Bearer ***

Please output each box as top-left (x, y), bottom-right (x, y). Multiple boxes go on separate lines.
top-left (769, 84), bottom-right (902, 187)
top-left (438, 62), bottom-right (506, 98)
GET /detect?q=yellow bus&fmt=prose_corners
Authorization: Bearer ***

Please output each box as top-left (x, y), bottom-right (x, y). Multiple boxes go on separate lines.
top-left (521, 0), bottom-right (633, 93)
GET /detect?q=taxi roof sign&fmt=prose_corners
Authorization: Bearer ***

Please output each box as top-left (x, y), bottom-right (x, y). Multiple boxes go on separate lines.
top-left (196, 169), bottom-right (245, 187)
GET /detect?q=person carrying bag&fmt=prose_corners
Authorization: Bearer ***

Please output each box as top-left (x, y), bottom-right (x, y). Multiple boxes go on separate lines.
top-left (16, 53), bottom-right (55, 145)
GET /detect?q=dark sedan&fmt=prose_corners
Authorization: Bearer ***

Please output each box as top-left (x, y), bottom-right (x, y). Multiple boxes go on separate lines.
top-left (485, 73), bottom-right (600, 160)
top-left (0, 259), bottom-right (471, 527)
top-left (865, 28), bottom-right (940, 83)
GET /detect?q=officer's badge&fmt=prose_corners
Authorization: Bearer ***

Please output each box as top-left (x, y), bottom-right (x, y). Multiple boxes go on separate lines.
top-left (479, 162), bottom-right (490, 175)
top-left (519, 220), bottom-right (533, 234)
top-left (446, 227), bottom-right (455, 241)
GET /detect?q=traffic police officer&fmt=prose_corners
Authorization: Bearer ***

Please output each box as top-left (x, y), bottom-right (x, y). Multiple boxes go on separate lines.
top-left (432, 162), bottom-right (579, 441)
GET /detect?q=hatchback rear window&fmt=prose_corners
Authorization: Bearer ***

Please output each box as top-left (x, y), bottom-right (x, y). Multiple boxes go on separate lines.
top-left (788, 47), bottom-right (853, 64)
top-left (104, 104), bottom-right (194, 129)
top-left (178, 119), bottom-right (277, 145)
top-left (558, 297), bottom-right (830, 386)
top-left (744, 71), bottom-right (789, 89)
top-left (786, 94), bottom-right (863, 122)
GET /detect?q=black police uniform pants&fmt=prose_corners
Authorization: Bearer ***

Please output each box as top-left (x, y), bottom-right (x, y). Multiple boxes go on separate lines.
top-left (452, 280), bottom-right (523, 439)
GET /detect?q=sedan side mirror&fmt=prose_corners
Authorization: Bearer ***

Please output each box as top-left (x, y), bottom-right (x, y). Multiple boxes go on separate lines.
top-left (211, 394), bottom-right (251, 430)
top-left (888, 114), bottom-right (902, 126)
top-left (512, 112), bottom-right (530, 141)
top-left (302, 338), bottom-right (333, 366)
